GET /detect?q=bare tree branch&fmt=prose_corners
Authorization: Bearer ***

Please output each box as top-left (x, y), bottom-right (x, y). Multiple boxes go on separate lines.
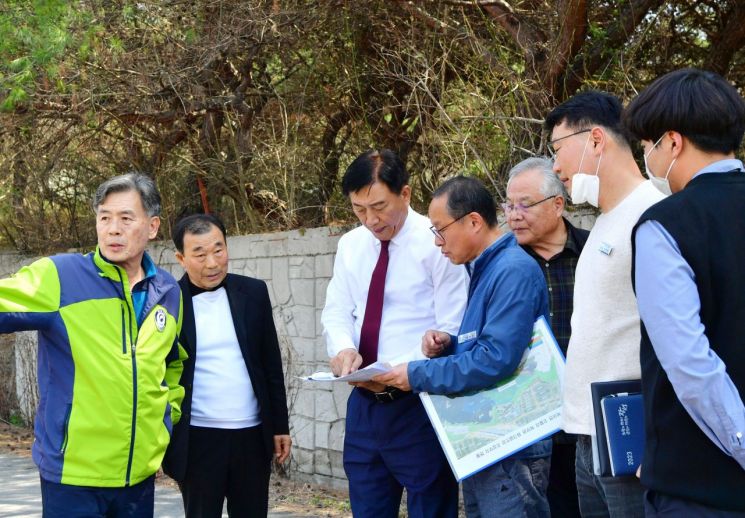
top-left (703, 2), bottom-right (745, 76)
top-left (560, 0), bottom-right (665, 99)
top-left (544, 0), bottom-right (587, 100)
top-left (481, 2), bottom-right (547, 68)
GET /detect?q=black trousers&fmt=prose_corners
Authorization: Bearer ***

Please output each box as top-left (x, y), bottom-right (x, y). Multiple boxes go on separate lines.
top-left (645, 491), bottom-right (745, 517)
top-left (179, 425), bottom-right (270, 518)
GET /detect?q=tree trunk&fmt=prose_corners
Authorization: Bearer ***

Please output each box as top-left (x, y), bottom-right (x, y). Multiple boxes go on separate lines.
top-left (15, 332), bottom-right (39, 426)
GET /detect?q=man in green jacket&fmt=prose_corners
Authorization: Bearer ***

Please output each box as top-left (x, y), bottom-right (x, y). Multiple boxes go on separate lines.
top-left (0, 173), bottom-right (186, 517)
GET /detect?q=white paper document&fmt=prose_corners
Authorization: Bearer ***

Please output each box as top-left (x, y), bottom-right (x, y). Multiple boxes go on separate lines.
top-left (300, 361), bottom-right (393, 382)
top-left (419, 316), bottom-right (565, 481)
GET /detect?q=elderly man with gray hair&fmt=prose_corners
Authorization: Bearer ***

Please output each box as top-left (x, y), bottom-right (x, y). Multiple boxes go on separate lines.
top-left (504, 157), bottom-right (589, 518)
top-left (0, 172), bottom-right (186, 517)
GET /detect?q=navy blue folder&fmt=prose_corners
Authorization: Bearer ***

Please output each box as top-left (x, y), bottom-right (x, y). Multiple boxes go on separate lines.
top-left (600, 392), bottom-right (644, 476)
top-left (590, 380), bottom-right (643, 477)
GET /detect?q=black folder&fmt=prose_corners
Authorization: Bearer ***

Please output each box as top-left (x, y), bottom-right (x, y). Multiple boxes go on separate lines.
top-left (590, 379), bottom-right (642, 477)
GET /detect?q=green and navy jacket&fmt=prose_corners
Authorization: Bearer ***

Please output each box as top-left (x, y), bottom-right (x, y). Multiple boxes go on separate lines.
top-left (0, 247), bottom-right (186, 487)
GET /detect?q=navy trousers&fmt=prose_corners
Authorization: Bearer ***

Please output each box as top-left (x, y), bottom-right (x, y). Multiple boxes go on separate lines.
top-left (343, 388), bottom-right (459, 518)
top-left (39, 475), bottom-right (154, 518)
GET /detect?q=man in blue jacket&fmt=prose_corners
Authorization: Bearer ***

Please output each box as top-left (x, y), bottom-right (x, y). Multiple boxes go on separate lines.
top-left (375, 176), bottom-right (551, 517)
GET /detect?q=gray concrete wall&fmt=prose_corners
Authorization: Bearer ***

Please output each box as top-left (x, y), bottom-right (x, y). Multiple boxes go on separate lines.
top-left (0, 211), bottom-right (596, 489)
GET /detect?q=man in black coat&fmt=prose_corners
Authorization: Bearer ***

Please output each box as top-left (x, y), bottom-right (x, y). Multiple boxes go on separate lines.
top-left (163, 213), bottom-right (291, 518)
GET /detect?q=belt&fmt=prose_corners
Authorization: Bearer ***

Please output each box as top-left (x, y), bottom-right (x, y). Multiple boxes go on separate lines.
top-left (357, 386), bottom-right (412, 404)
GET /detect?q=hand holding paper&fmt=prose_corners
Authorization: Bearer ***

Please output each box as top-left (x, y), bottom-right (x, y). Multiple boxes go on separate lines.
top-left (372, 363), bottom-right (411, 391)
top-left (301, 361), bottom-right (393, 382)
top-left (330, 348), bottom-right (362, 376)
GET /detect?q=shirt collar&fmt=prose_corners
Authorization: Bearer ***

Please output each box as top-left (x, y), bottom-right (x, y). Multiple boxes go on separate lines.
top-left (522, 218), bottom-right (582, 260)
top-left (388, 206), bottom-right (415, 247)
top-left (95, 247), bottom-right (156, 283)
top-left (562, 218), bottom-right (583, 256)
top-left (189, 278), bottom-right (227, 297)
top-left (141, 252), bottom-right (157, 280)
top-left (692, 158), bottom-right (744, 179)
top-left (470, 232), bottom-right (511, 271)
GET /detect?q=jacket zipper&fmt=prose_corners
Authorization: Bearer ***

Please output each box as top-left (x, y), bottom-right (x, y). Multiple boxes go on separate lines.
top-left (120, 306), bottom-right (126, 354)
top-left (116, 269), bottom-right (138, 487)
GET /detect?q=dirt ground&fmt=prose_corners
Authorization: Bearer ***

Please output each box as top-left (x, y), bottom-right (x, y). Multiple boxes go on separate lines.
top-left (0, 420), bottom-right (352, 517)
top-left (0, 420), bottom-right (34, 456)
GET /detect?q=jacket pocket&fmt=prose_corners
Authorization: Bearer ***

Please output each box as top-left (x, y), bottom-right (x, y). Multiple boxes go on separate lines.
top-left (163, 402), bottom-right (173, 435)
top-left (59, 404), bottom-right (72, 453)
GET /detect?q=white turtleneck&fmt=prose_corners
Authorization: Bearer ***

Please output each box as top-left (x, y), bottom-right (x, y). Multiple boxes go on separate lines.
top-left (190, 287), bottom-right (261, 429)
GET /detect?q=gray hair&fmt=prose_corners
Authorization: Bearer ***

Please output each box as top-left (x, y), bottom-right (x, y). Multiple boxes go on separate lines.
top-left (507, 157), bottom-right (567, 199)
top-left (93, 173), bottom-right (161, 217)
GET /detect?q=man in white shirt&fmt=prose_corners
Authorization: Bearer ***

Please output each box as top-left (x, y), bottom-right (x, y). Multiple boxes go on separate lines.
top-left (322, 149), bottom-right (468, 518)
top-left (545, 91), bottom-right (666, 517)
top-left (163, 213), bottom-right (291, 518)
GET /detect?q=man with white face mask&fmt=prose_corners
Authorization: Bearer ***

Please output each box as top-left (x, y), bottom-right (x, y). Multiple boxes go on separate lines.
top-left (544, 91), bottom-right (665, 517)
top-left (642, 133), bottom-right (675, 196)
top-left (625, 68), bottom-right (745, 515)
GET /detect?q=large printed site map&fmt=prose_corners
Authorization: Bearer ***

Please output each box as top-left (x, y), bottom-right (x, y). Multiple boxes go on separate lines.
top-left (419, 317), bottom-right (565, 481)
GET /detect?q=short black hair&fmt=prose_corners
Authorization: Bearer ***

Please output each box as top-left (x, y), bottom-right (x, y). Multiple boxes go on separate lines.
top-left (545, 90), bottom-right (629, 147)
top-left (341, 149), bottom-right (409, 196)
top-left (433, 176), bottom-right (498, 228)
top-left (172, 213), bottom-right (227, 253)
top-left (623, 68), bottom-right (745, 154)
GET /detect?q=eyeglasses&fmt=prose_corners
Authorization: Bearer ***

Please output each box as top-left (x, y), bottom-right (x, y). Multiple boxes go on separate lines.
top-left (500, 195), bottom-right (557, 215)
top-left (430, 213), bottom-right (467, 241)
top-left (547, 128), bottom-right (590, 158)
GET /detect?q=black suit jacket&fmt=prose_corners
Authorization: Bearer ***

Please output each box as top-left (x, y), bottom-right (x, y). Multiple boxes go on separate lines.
top-left (162, 273), bottom-right (290, 482)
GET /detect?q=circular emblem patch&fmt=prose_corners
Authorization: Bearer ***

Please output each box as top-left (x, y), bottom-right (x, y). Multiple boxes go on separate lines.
top-left (154, 309), bottom-right (166, 332)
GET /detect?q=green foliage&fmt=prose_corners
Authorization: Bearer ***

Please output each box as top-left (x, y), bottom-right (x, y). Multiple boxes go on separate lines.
top-left (1, 86), bottom-right (28, 111)
top-left (9, 411), bottom-right (25, 427)
top-left (0, 0), bottom-right (104, 110)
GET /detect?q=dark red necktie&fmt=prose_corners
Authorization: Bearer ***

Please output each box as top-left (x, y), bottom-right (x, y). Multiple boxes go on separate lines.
top-left (358, 240), bottom-right (390, 368)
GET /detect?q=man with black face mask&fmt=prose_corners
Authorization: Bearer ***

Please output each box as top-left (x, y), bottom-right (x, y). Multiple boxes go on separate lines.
top-left (544, 91), bottom-right (665, 517)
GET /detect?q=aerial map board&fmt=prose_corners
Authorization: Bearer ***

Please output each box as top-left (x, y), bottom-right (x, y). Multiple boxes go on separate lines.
top-left (419, 316), bottom-right (565, 481)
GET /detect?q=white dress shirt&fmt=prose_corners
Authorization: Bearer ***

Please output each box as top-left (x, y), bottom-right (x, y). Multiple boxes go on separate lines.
top-left (322, 207), bottom-right (468, 365)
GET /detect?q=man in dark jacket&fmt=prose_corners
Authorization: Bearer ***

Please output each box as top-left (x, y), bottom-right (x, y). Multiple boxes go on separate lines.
top-left (163, 213), bottom-right (290, 518)
top-left (505, 156), bottom-right (589, 518)
top-left (625, 68), bottom-right (745, 515)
